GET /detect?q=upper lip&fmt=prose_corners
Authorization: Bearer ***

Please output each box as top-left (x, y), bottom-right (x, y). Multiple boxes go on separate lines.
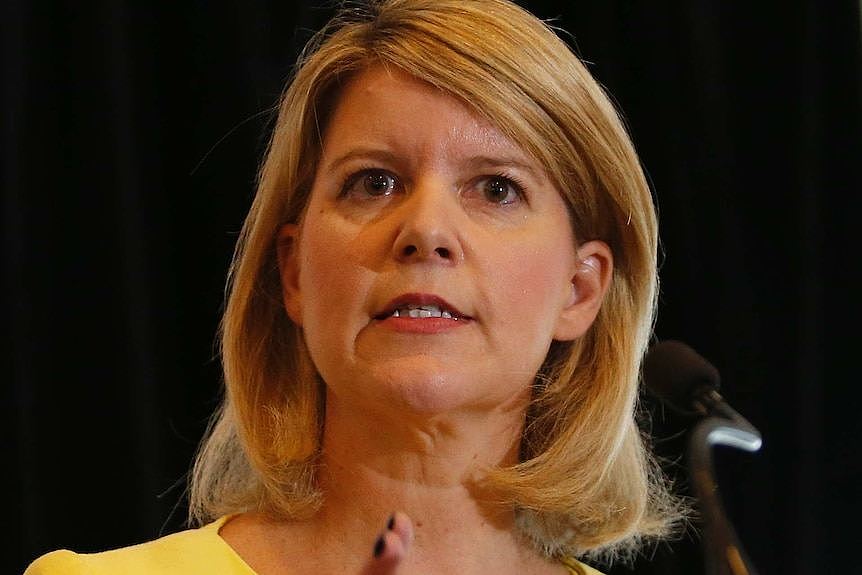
top-left (375, 293), bottom-right (470, 320)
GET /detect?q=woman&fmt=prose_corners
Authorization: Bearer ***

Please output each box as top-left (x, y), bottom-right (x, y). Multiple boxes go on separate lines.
top-left (25, 1), bottom-right (683, 573)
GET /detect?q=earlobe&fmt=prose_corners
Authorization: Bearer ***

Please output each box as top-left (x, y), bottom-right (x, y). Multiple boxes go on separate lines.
top-left (277, 224), bottom-right (303, 325)
top-left (553, 240), bottom-right (613, 341)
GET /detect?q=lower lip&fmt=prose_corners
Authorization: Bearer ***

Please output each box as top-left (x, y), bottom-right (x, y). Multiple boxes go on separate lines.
top-left (374, 316), bottom-right (470, 334)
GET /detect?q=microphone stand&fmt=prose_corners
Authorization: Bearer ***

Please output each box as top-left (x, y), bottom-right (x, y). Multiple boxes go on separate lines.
top-left (688, 389), bottom-right (762, 575)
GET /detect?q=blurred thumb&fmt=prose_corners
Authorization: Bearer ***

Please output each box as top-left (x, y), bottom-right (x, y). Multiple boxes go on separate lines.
top-left (360, 512), bottom-right (414, 575)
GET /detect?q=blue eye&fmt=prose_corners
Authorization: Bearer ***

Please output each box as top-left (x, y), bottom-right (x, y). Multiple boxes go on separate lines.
top-left (480, 175), bottom-right (523, 205)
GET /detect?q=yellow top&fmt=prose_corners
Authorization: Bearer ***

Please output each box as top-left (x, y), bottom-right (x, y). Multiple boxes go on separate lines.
top-left (24, 515), bottom-right (604, 574)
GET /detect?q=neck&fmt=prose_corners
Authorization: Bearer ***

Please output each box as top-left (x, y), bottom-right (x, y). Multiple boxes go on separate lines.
top-left (312, 389), bottom-right (540, 574)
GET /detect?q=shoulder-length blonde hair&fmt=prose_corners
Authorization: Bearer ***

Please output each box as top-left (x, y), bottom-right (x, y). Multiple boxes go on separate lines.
top-left (190, 0), bottom-right (683, 564)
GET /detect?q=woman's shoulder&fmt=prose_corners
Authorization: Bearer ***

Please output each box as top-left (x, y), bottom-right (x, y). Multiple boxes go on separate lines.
top-left (23, 515), bottom-right (255, 575)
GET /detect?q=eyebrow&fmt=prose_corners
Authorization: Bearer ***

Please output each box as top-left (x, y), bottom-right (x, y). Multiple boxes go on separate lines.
top-left (324, 148), bottom-right (545, 181)
top-left (324, 147), bottom-right (400, 172)
top-left (461, 155), bottom-right (544, 181)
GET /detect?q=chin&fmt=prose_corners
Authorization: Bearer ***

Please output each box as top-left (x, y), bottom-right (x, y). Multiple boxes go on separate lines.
top-left (366, 362), bottom-right (528, 419)
top-left (386, 365), bottom-right (467, 411)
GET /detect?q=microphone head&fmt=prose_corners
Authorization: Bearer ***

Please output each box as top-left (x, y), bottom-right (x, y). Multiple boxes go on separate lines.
top-left (642, 339), bottom-right (721, 415)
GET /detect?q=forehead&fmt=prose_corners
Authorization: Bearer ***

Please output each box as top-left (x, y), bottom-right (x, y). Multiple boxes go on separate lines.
top-left (320, 65), bottom-right (539, 169)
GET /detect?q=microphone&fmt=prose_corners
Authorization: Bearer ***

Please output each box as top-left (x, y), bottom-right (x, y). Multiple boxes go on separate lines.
top-left (643, 339), bottom-right (762, 451)
top-left (643, 338), bottom-right (721, 415)
top-left (643, 339), bottom-right (762, 575)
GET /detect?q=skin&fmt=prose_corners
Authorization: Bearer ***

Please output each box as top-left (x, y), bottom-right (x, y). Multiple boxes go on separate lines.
top-left (220, 65), bottom-right (612, 574)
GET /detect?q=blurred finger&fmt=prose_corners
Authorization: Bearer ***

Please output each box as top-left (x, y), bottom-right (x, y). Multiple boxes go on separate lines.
top-left (387, 511), bottom-right (414, 548)
top-left (360, 511), bottom-right (414, 575)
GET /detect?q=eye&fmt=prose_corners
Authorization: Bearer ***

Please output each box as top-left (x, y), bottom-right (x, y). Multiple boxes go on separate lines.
top-left (364, 171), bottom-right (397, 196)
top-left (341, 169), bottom-right (399, 199)
top-left (476, 174), bottom-right (525, 205)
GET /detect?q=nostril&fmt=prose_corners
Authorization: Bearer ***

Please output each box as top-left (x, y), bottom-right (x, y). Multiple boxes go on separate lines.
top-left (398, 244), bottom-right (452, 260)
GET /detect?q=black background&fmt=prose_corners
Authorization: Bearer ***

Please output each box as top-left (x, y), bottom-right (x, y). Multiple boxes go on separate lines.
top-left (5, 1), bottom-right (861, 573)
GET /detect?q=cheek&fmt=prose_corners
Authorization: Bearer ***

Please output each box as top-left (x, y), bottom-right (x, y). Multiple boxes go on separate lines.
top-left (484, 232), bottom-right (575, 353)
top-left (498, 216), bottom-right (575, 310)
top-left (297, 218), bottom-right (367, 349)
top-left (503, 251), bottom-right (569, 320)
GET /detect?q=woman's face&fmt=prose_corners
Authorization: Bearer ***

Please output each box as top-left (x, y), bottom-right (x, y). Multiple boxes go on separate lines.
top-left (279, 66), bottom-right (609, 417)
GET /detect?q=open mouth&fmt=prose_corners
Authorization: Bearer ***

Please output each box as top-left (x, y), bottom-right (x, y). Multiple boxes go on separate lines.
top-left (382, 304), bottom-right (460, 319)
top-left (375, 294), bottom-right (470, 321)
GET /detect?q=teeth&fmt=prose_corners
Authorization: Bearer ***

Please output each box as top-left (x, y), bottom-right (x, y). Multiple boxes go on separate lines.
top-left (389, 304), bottom-right (457, 319)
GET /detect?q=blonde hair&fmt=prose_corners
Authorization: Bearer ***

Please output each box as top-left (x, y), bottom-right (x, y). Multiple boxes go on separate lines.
top-left (190, 0), bottom-right (684, 564)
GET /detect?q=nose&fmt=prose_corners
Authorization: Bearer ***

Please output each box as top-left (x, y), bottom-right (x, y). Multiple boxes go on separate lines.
top-left (391, 182), bottom-right (464, 265)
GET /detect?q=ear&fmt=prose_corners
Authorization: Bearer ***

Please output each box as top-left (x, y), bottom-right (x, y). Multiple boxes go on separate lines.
top-left (276, 223), bottom-right (303, 325)
top-left (552, 240), bottom-right (613, 341)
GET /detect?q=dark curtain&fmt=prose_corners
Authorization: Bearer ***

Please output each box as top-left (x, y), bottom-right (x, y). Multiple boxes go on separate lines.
top-left (5, 1), bottom-right (860, 573)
